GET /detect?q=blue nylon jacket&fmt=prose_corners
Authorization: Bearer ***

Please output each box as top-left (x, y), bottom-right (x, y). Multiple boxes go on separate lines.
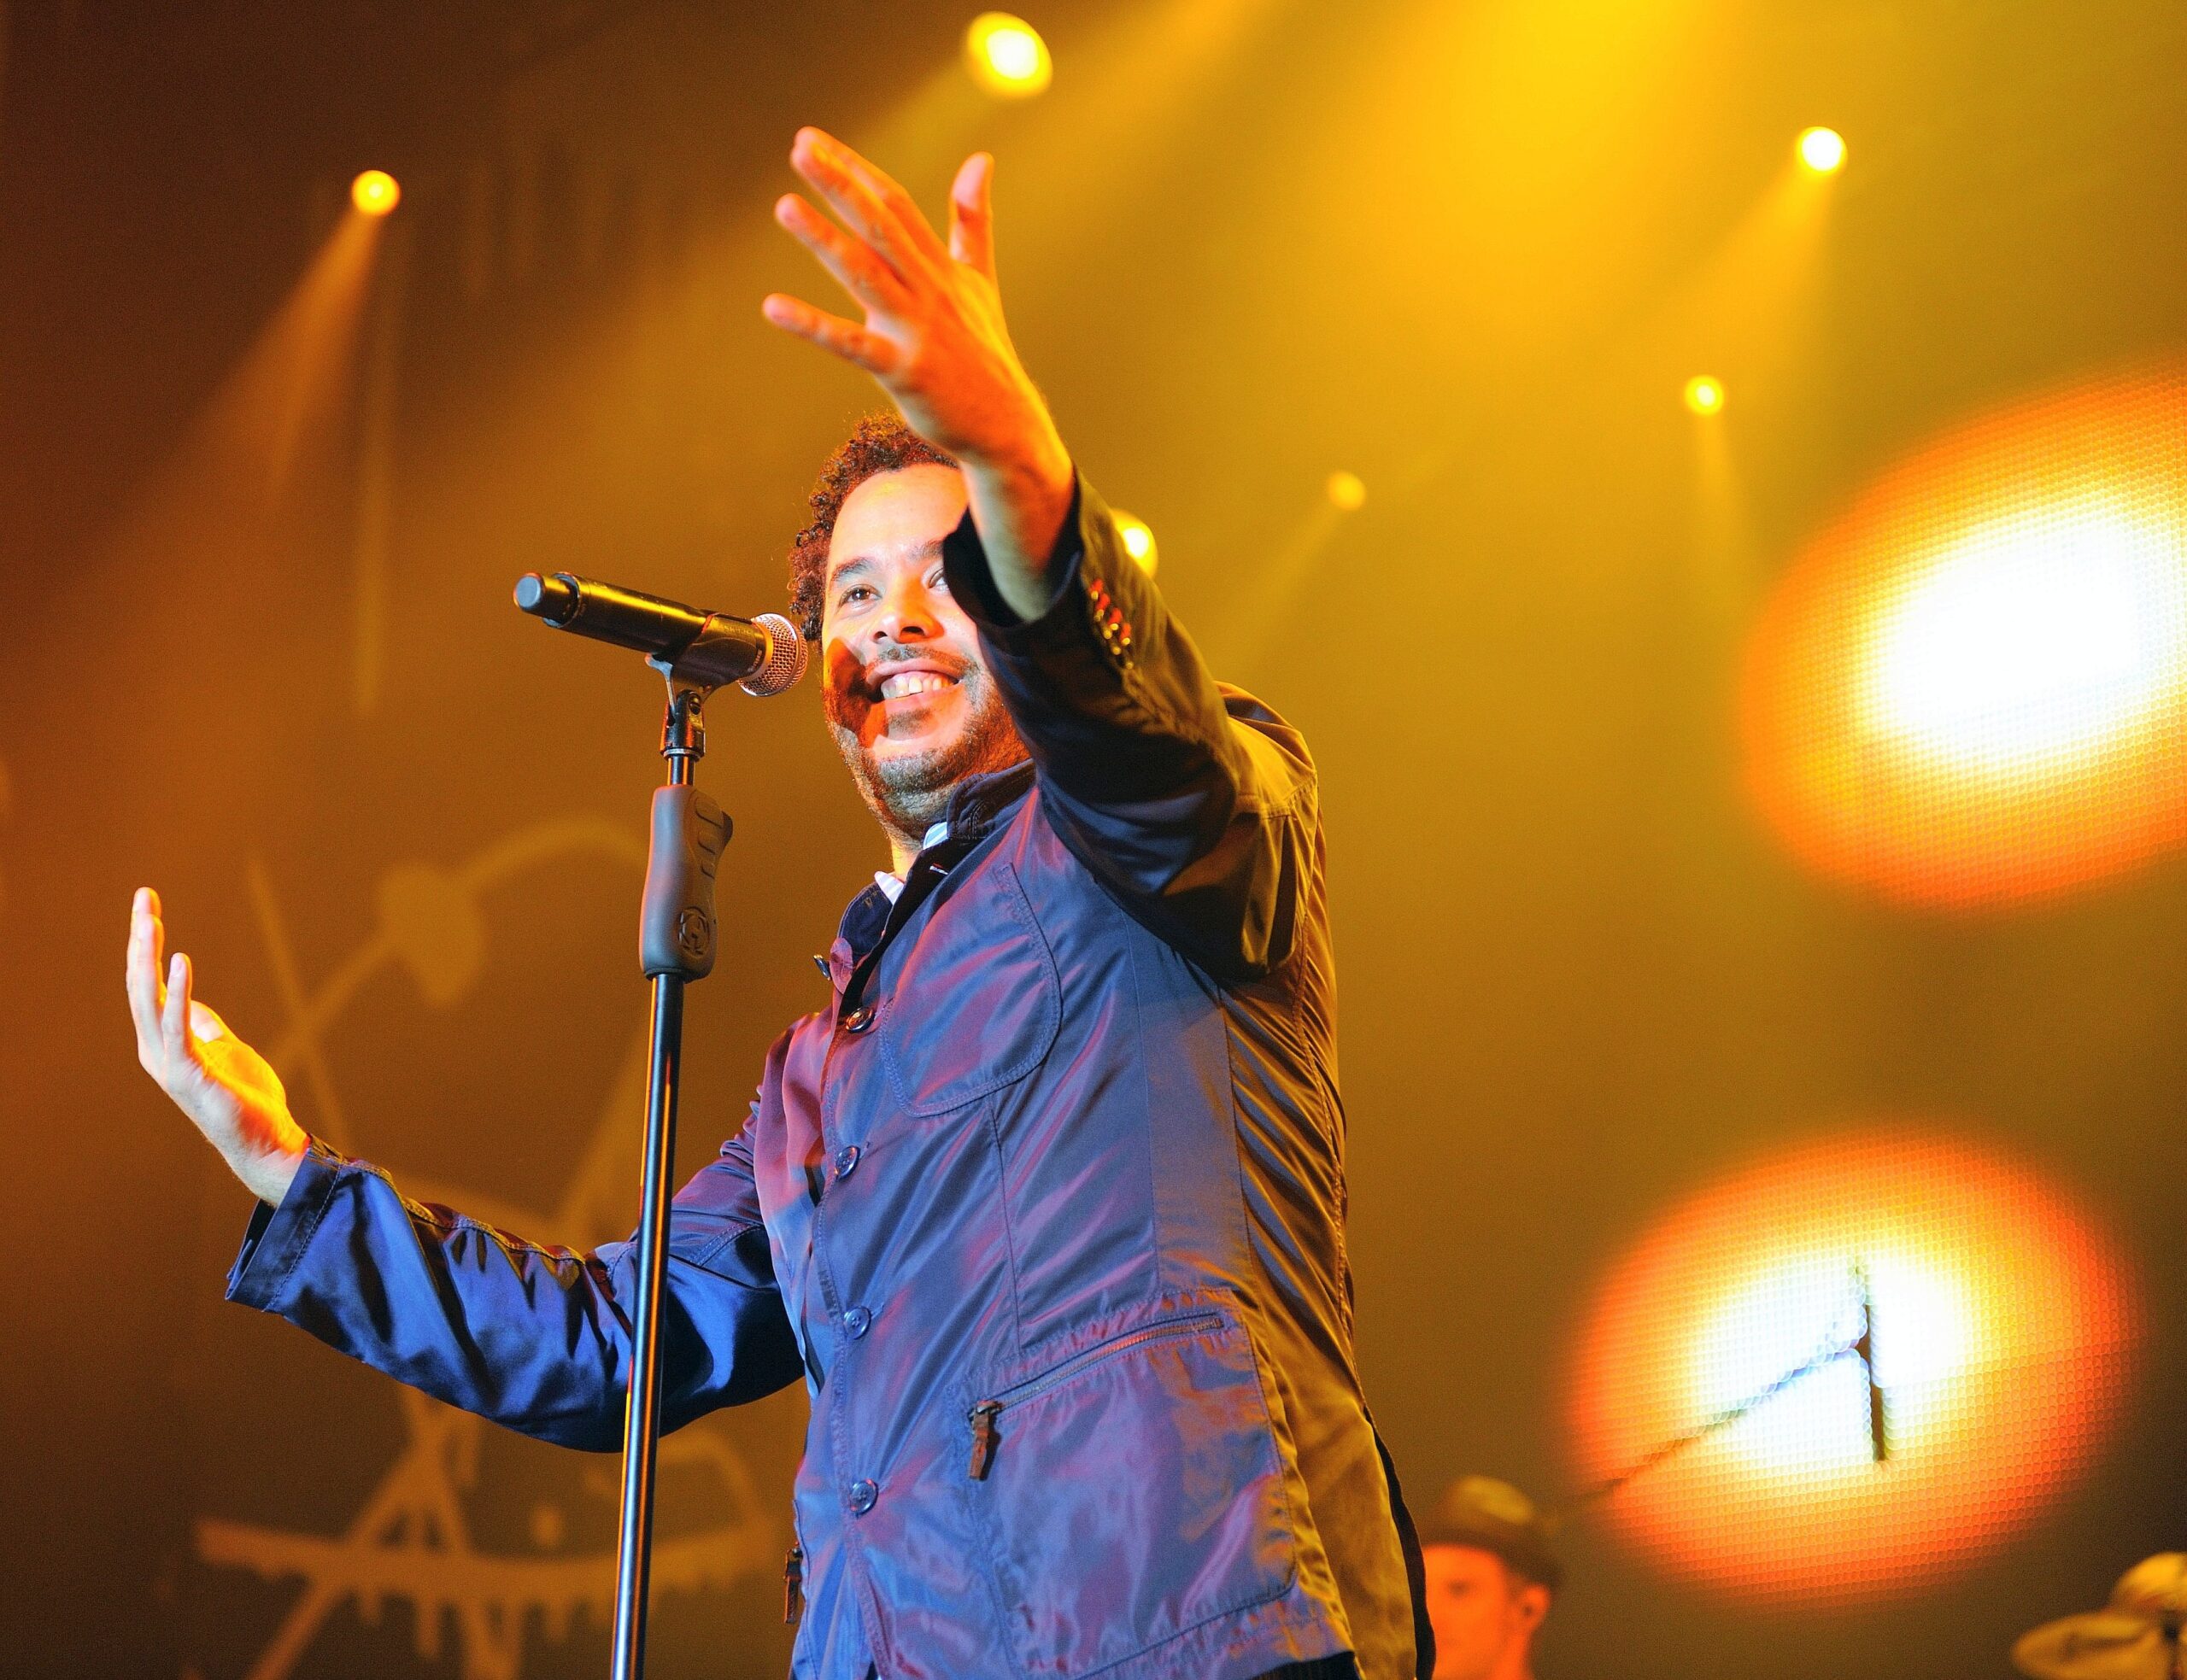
top-left (228, 477), bottom-right (1423, 1680)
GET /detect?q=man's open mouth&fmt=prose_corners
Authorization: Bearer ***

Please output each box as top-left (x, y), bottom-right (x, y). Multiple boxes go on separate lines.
top-left (878, 670), bottom-right (960, 702)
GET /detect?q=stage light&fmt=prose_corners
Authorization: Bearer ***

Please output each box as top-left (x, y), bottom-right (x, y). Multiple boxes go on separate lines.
top-left (1569, 1128), bottom-right (2140, 1607)
top-left (1867, 510), bottom-right (2181, 780)
top-left (1112, 511), bottom-right (1158, 574)
top-left (1326, 471), bottom-right (1367, 511)
top-left (1797, 126), bottom-right (1846, 175)
top-left (965, 13), bottom-right (1052, 98)
top-left (1684, 375), bottom-right (1725, 416)
top-left (1742, 367), bottom-right (2187, 908)
top-left (350, 170), bottom-right (401, 217)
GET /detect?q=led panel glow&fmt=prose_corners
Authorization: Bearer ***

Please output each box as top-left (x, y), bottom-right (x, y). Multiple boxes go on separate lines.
top-left (1741, 369), bottom-right (2187, 908)
top-left (1568, 1129), bottom-right (2140, 1607)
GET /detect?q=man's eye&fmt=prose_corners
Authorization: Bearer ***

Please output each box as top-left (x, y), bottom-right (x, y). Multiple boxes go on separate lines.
top-left (837, 584), bottom-right (876, 607)
top-left (926, 569), bottom-right (949, 594)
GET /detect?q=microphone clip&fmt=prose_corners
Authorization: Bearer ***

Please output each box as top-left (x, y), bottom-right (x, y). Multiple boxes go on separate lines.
top-left (652, 664), bottom-right (711, 765)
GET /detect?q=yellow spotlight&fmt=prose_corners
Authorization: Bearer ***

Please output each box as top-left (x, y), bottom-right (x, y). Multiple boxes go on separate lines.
top-left (1685, 375), bottom-right (1726, 416)
top-left (1112, 511), bottom-right (1157, 574)
top-left (1797, 126), bottom-right (1846, 175)
top-left (351, 170), bottom-right (402, 217)
top-left (965, 12), bottom-right (1052, 98)
top-left (1326, 470), bottom-right (1367, 512)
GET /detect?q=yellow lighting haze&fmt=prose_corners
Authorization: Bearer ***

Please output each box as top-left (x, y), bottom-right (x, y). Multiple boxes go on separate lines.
top-left (1797, 126), bottom-right (1846, 174)
top-left (350, 170), bottom-right (401, 216)
top-left (965, 13), bottom-right (1053, 98)
top-left (1326, 471), bottom-right (1367, 511)
top-left (1685, 375), bottom-right (1726, 416)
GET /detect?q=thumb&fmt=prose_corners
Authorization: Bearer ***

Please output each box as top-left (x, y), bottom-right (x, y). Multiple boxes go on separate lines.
top-left (947, 151), bottom-right (997, 283)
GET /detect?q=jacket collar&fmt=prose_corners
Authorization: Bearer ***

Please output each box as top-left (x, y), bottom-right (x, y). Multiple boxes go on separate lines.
top-left (940, 758), bottom-right (1035, 842)
top-left (824, 759), bottom-right (1036, 986)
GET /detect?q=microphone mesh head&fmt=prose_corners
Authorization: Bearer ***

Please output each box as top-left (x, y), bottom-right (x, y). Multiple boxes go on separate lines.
top-left (738, 613), bottom-right (810, 698)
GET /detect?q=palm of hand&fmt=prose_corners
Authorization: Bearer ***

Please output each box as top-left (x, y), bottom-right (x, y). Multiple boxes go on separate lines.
top-left (185, 1004), bottom-right (293, 1153)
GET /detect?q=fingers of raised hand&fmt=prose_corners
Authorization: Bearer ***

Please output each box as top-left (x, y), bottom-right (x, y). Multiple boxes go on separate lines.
top-left (775, 193), bottom-right (912, 315)
top-left (127, 889), bottom-right (169, 1062)
top-left (790, 128), bottom-right (946, 278)
top-left (947, 152), bottom-right (997, 283)
top-left (161, 951), bottom-right (199, 1069)
top-left (760, 293), bottom-right (902, 376)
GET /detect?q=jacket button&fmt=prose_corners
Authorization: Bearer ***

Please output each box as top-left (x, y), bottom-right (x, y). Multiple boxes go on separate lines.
top-left (841, 1004), bottom-right (874, 1034)
top-left (834, 1144), bottom-right (861, 1178)
top-left (842, 1304), bottom-right (872, 1338)
top-left (846, 1478), bottom-right (878, 1514)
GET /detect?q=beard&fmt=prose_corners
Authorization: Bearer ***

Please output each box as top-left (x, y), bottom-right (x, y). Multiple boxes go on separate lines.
top-left (827, 661), bottom-right (1029, 849)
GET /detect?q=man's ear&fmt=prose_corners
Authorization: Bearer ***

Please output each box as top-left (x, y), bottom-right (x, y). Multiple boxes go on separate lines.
top-left (1513, 1583), bottom-right (1551, 1635)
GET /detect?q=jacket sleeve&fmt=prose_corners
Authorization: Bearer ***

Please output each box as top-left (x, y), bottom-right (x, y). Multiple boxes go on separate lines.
top-left (224, 1122), bottom-right (803, 1451)
top-left (941, 473), bottom-right (1316, 980)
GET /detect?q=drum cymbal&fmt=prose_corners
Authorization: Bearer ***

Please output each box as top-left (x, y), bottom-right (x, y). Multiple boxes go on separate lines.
top-left (2113, 1555), bottom-right (2187, 1622)
top-left (2014, 1558), bottom-right (2186, 1680)
top-left (2013, 1612), bottom-right (2172, 1680)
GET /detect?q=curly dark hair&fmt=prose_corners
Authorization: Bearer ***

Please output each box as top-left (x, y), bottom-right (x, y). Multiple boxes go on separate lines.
top-left (788, 413), bottom-right (958, 641)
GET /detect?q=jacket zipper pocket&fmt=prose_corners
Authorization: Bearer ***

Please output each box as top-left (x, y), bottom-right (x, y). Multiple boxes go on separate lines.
top-left (965, 1310), bottom-right (1225, 1481)
top-left (783, 1542), bottom-right (804, 1624)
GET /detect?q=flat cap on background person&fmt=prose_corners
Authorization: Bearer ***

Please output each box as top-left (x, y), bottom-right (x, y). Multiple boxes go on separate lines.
top-left (1420, 1475), bottom-right (1565, 1592)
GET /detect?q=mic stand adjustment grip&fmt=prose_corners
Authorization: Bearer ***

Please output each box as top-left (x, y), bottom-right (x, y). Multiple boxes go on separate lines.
top-left (640, 784), bottom-right (730, 979)
top-left (641, 673), bottom-right (728, 981)
top-left (640, 689), bottom-right (730, 979)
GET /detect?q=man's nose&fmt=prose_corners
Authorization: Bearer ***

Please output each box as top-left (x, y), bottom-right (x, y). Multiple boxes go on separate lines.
top-left (872, 577), bottom-right (938, 644)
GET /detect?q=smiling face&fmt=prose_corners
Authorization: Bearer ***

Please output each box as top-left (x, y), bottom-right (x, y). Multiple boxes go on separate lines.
top-left (820, 463), bottom-right (1028, 860)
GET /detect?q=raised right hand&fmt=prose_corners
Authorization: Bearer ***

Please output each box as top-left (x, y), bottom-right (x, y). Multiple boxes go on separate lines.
top-left (126, 887), bottom-right (307, 1205)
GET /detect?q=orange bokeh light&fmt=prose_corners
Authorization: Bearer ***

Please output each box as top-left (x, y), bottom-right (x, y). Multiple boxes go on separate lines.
top-left (350, 169), bottom-right (401, 216)
top-left (1568, 1129), bottom-right (2140, 1607)
top-left (1741, 368), bottom-right (2187, 910)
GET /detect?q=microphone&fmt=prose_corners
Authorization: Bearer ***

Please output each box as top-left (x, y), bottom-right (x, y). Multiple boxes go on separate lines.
top-left (514, 572), bottom-right (807, 697)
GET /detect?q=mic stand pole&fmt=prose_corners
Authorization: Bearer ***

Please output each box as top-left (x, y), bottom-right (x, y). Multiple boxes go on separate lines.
top-left (610, 670), bottom-right (733, 1680)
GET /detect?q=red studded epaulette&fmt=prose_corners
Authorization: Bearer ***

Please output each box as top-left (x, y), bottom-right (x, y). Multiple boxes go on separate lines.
top-left (1084, 571), bottom-right (1135, 669)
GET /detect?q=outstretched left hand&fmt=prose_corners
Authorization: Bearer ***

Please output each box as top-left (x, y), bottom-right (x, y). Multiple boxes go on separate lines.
top-left (763, 128), bottom-right (1075, 606)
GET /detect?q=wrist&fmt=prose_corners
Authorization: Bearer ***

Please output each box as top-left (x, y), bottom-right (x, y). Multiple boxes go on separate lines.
top-left (963, 442), bottom-right (1074, 553)
top-left (236, 1126), bottom-right (308, 1207)
top-left (963, 428), bottom-right (1071, 508)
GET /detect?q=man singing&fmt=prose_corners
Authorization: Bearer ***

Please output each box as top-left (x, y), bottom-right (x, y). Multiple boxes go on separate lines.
top-left (126, 129), bottom-right (1428, 1680)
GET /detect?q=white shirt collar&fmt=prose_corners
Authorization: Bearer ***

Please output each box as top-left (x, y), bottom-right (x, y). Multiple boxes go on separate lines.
top-left (872, 820), bottom-right (953, 904)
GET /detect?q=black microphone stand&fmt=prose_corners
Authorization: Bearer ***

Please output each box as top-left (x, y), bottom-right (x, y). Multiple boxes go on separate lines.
top-left (610, 666), bottom-right (733, 1680)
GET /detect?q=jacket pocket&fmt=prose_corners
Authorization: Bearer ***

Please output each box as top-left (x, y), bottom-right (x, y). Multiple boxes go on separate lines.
top-left (880, 859), bottom-right (1061, 1116)
top-left (959, 1305), bottom-right (1297, 1677)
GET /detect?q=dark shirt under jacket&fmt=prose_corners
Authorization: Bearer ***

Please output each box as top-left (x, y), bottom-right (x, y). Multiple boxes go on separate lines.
top-left (228, 476), bottom-right (1426, 1680)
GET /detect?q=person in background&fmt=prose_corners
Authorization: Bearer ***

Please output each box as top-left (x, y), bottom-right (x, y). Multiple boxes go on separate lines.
top-left (1417, 1477), bottom-right (1561, 1680)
